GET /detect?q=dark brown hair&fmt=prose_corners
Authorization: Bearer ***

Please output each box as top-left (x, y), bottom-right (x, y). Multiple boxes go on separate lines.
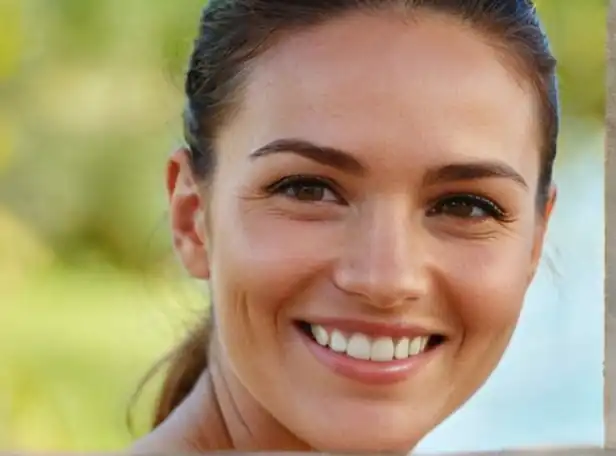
top-left (145, 0), bottom-right (559, 429)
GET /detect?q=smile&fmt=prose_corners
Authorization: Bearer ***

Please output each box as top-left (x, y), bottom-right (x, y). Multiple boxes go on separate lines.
top-left (311, 323), bottom-right (433, 361)
top-left (296, 320), bottom-right (446, 385)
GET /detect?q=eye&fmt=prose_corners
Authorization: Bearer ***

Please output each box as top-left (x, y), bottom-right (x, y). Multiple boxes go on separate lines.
top-left (267, 175), bottom-right (342, 204)
top-left (428, 194), bottom-right (506, 220)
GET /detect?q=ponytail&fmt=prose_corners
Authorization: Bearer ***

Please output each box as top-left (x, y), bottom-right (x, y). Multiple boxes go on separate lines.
top-left (152, 317), bottom-right (212, 426)
top-left (129, 316), bottom-right (212, 431)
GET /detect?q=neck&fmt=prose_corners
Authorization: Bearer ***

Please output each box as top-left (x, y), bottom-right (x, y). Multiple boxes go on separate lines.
top-left (131, 338), bottom-right (311, 453)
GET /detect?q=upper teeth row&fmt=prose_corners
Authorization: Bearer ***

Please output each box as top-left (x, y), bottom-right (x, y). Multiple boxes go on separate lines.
top-left (310, 324), bottom-right (429, 362)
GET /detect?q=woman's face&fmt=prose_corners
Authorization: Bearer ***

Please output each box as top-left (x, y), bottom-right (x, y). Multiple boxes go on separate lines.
top-left (171, 11), bottom-right (554, 452)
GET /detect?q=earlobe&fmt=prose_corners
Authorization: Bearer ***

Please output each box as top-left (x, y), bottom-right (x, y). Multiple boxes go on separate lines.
top-left (167, 148), bottom-right (211, 280)
top-left (543, 184), bottom-right (557, 221)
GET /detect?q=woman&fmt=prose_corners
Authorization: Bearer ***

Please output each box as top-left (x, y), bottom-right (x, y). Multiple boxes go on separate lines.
top-left (131, 0), bottom-right (559, 452)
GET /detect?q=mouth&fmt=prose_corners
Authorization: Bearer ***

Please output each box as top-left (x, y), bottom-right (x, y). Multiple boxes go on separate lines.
top-left (296, 320), bottom-right (446, 363)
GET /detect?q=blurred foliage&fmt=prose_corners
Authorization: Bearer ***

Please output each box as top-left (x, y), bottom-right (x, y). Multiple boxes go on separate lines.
top-left (0, 0), bottom-right (19, 171)
top-left (0, 0), bottom-right (607, 452)
top-left (0, 267), bottom-right (204, 451)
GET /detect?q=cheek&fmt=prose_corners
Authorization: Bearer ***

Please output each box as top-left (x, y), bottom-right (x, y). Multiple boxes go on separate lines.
top-left (439, 237), bottom-right (534, 336)
top-left (213, 197), bottom-right (346, 298)
top-left (429, 237), bottom-right (536, 408)
top-left (208, 204), bottom-right (343, 349)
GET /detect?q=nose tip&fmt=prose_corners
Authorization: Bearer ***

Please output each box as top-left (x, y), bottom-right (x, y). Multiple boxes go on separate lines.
top-left (333, 261), bottom-right (428, 309)
top-left (332, 240), bottom-right (430, 309)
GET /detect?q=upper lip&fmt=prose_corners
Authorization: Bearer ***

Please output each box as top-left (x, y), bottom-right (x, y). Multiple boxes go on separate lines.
top-left (298, 317), bottom-right (447, 339)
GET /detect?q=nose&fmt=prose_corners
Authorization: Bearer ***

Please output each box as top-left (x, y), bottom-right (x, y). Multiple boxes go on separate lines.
top-left (332, 199), bottom-right (430, 309)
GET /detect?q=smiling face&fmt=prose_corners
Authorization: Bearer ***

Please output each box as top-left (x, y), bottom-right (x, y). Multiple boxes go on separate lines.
top-left (169, 10), bottom-right (554, 453)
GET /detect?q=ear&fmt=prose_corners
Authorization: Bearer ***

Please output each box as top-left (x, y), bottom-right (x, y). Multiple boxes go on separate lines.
top-left (167, 148), bottom-right (210, 280)
top-left (528, 184), bottom-right (557, 284)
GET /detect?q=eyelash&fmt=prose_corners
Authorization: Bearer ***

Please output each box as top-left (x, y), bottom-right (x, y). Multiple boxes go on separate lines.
top-left (265, 175), bottom-right (509, 220)
top-left (427, 193), bottom-right (508, 220)
top-left (266, 175), bottom-right (344, 204)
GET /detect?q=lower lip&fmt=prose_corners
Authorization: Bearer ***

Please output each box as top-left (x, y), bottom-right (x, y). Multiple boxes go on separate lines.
top-left (298, 327), bottom-right (439, 386)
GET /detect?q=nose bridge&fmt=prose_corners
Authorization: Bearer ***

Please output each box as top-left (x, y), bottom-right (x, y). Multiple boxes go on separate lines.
top-left (334, 197), bottom-right (428, 307)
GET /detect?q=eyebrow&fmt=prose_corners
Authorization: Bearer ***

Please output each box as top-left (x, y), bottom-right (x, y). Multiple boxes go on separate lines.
top-left (249, 138), bottom-right (366, 175)
top-left (249, 137), bottom-right (527, 188)
top-left (422, 161), bottom-right (528, 188)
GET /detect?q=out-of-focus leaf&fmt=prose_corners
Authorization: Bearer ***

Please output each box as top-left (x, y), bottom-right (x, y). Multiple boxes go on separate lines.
top-left (0, 0), bottom-right (20, 82)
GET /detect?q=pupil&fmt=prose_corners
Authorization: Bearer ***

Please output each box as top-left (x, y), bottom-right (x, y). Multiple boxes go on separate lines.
top-left (446, 200), bottom-right (474, 217)
top-left (296, 185), bottom-right (322, 201)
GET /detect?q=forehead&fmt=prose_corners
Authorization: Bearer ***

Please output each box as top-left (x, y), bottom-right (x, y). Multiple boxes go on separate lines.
top-left (220, 10), bottom-right (541, 182)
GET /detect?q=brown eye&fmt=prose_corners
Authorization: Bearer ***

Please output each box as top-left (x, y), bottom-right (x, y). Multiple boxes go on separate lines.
top-left (269, 176), bottom-right (341, 203)
top-left (429, 194), bottom-right (504, 219)
top-left (286, 183), bottom-right (326, 201)
top-left (441, 199), bottom-right (487, 218)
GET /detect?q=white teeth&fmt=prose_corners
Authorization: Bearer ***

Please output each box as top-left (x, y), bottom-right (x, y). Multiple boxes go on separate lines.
top-left (371, 336), bottom-right (395, 362)
top-left (311, 324), bottom-right (329, 346)
top-left (420, 336), bottom-right (429, 352)
top-left (329, 330), bottom-right (348, 353)
top-left (394, 337), bottom-right (410, 360)
top-left (346, 334), bottom-right (371, 360)
top-left (409, 337), bottom-right (423, 356)
top-left (308, 324), bottom-right (433, 362)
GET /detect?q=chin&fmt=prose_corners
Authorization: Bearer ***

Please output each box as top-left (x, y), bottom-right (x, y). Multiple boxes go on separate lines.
top-left (291, 402), bottom-right (439, 453)
top-left (310, 428), bottom-right (424, 453)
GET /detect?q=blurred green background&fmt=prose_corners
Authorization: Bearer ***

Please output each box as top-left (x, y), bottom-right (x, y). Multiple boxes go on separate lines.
top-left (0, 0), bottom-right (607, 452)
